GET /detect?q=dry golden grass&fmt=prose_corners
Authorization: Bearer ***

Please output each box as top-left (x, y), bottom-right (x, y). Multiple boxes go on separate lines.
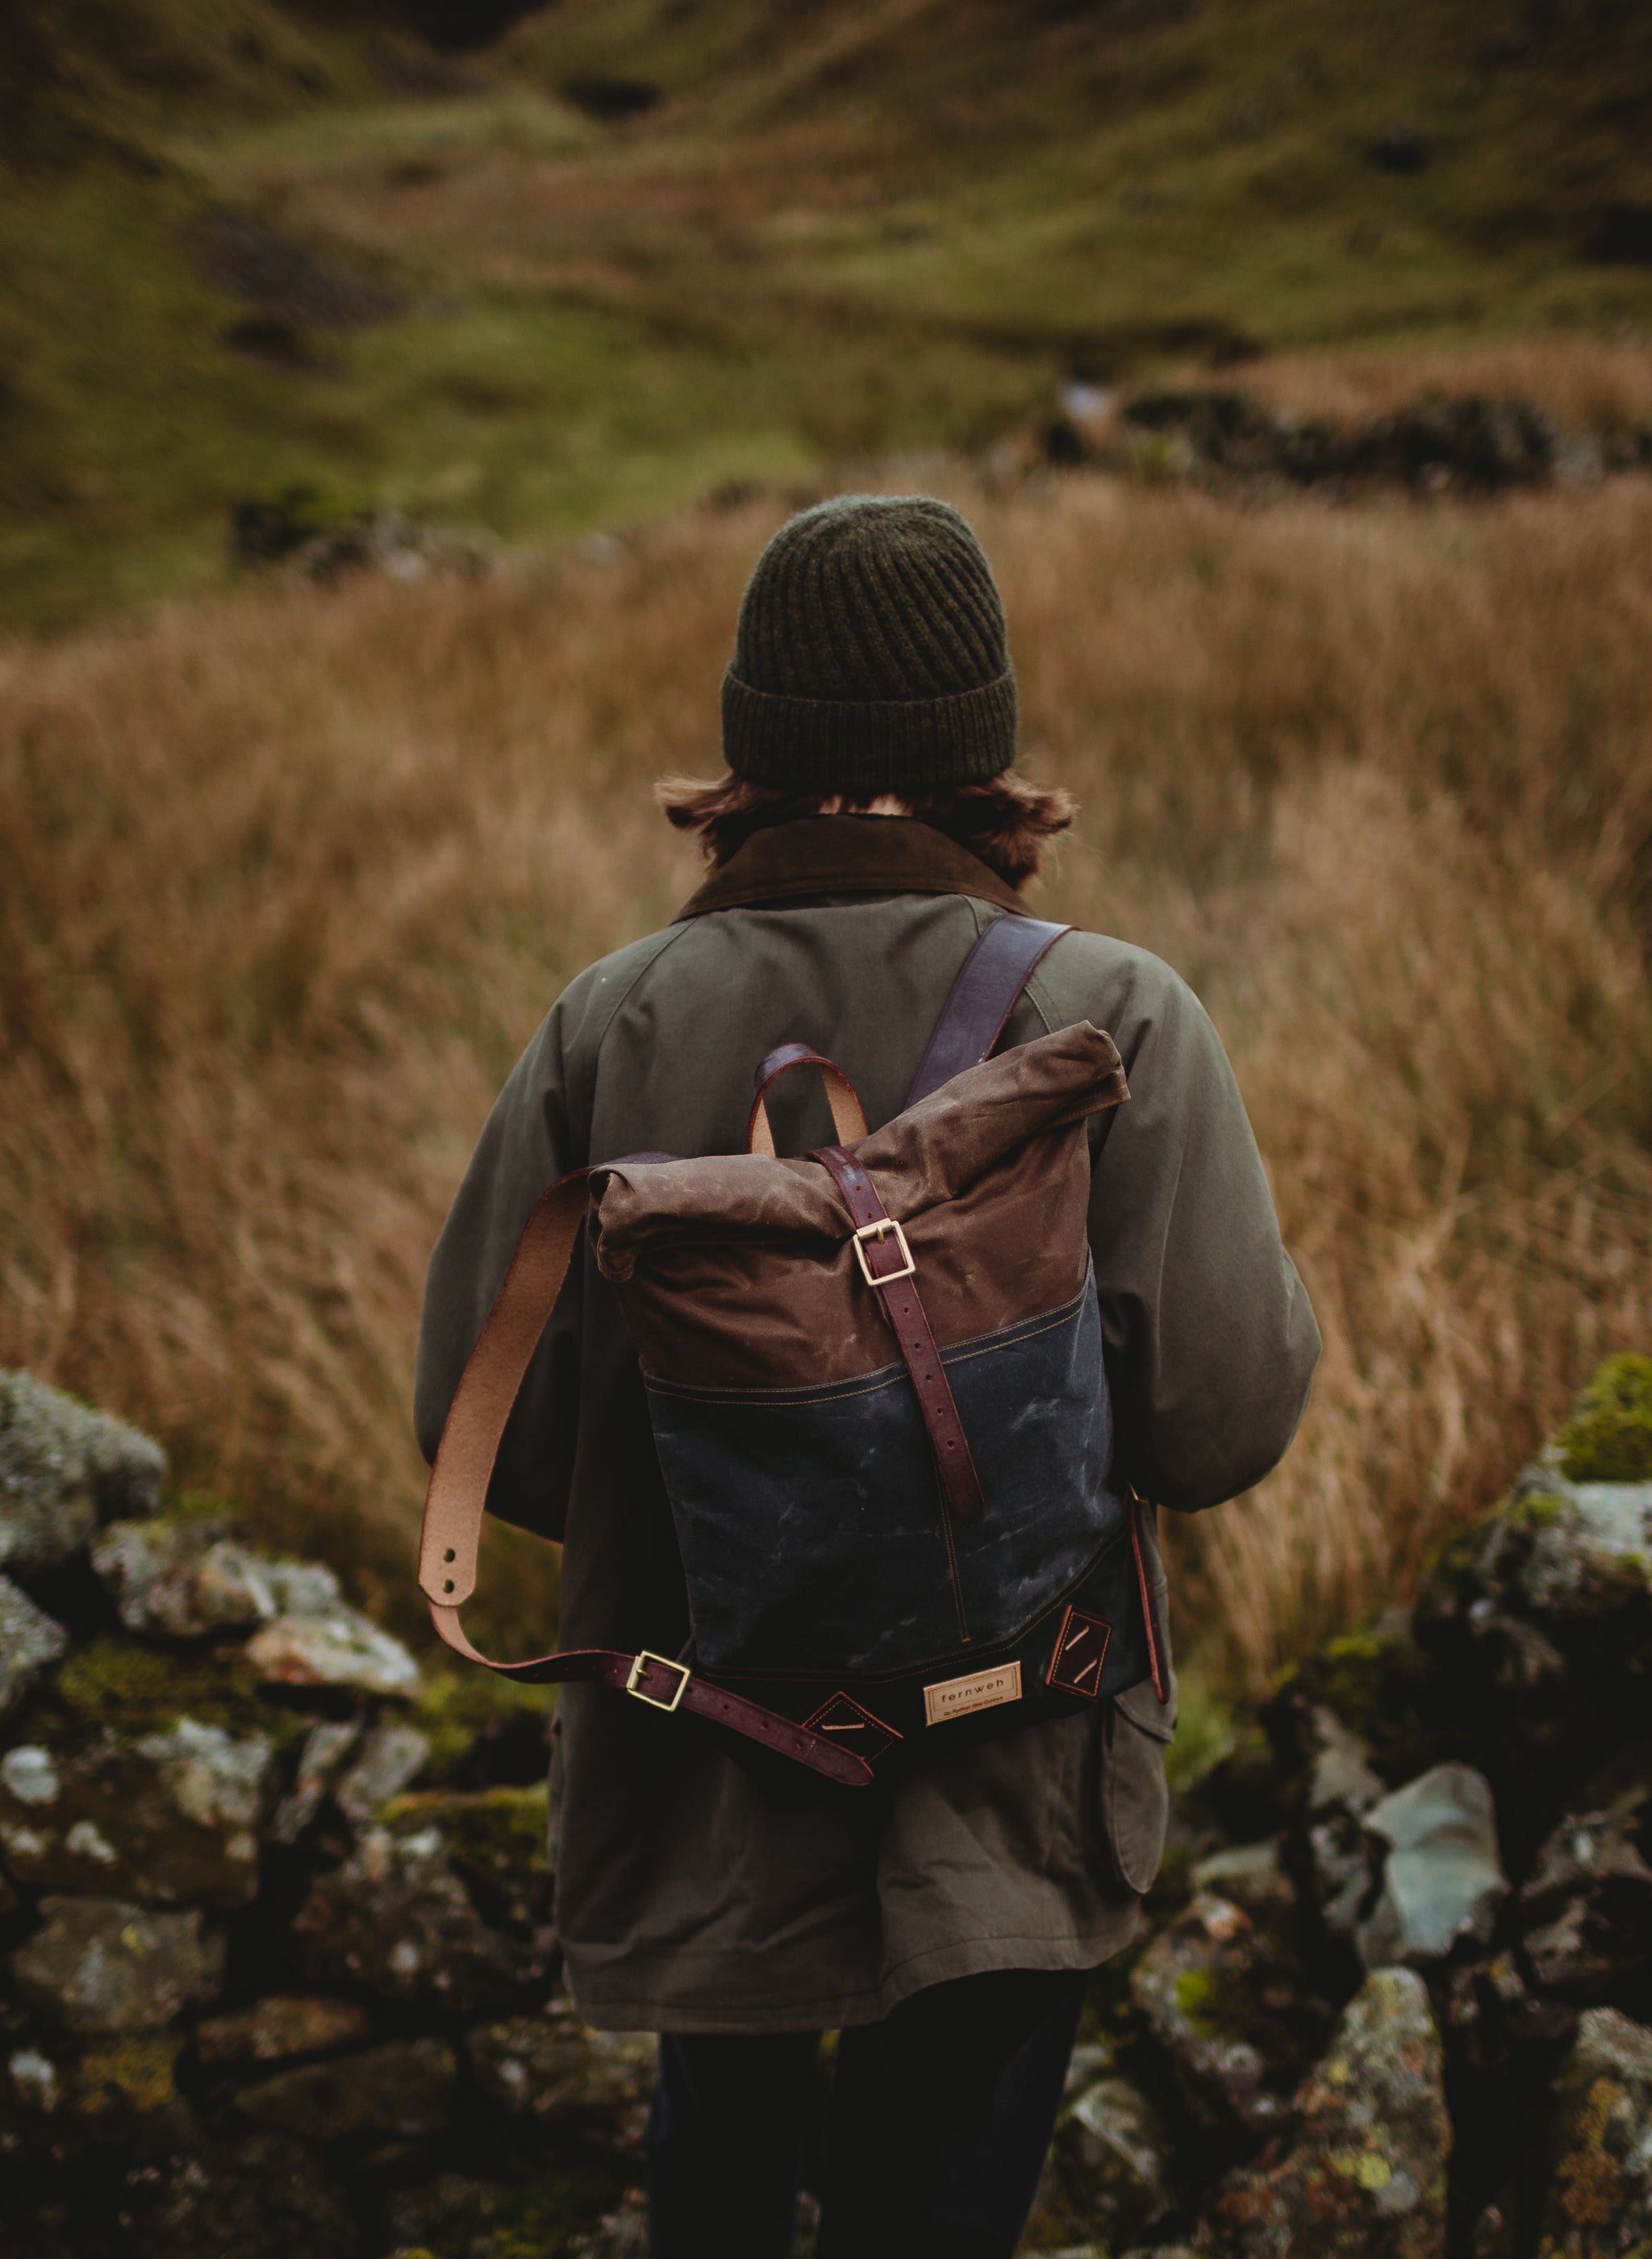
top-left (3, 466), bottom-right (1650, 1689)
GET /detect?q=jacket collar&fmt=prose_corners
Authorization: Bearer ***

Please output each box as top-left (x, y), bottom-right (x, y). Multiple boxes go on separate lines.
top-left (674, 816), bottom-right (1029, 921)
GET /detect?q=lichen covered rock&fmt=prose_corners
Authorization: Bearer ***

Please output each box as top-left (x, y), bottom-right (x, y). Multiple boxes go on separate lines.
top-left (334, 1722), bottom-right (431, 1825)
top-left (1131, 1893), bottom-right (1331, 2140)
top-left (0, 1574), bottom-right (69, 1714)
top-left (194, 1994), bottom-right (373, 2067)
top-left (0, 1369), bottom-right (166, 1572)
top-left (10, 1897), bottom-right (225, 2032)
top-left (91, 1515), bottom-right (278, 1638)
top-left (1553, 1355), bottom-right (1652, 1484)
top-left (1050, 2073), bottom-right (1177, 2246)
top-left (1537, 2007), bottom-right (1652, 2255)
top-left (145, 2131), bottom-right (362, 2259)
top-left (465, 2008), bottom-right (656, 2140)
top-left (1519, 1810), bottom-right (1652, 2002)
top-left (288, 1821), bottom-right (552, 2016)
top-left (1204, 1967), bottom-right (1450, 2257)
top-left (0, 1720), bottom-right (274, 1906)
top-left (234, 2036), bottom-right (457, 2141)
top-left (244, 1608), bottom-right (421, 1696)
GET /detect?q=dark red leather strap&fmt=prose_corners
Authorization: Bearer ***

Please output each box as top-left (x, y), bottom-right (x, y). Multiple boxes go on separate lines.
top-left (749, 1043), bottom-right (868, 1156)
top-left (906, 916), bottom-right (1071, 1106)
top-left (811, 1144), bottom-right (987, 1529)
top-left (426, 1614), bottom-right (875, 1789)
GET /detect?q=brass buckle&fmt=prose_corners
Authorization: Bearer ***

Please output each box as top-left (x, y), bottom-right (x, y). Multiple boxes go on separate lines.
top-left (853, 1217), bottom-right (916, 1288)
top-left (625, 1651), bottom-right (690, 1713)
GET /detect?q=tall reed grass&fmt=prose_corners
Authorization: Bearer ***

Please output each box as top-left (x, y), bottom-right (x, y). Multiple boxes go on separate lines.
top-left (4, 466), bottom-right (1650, 1689)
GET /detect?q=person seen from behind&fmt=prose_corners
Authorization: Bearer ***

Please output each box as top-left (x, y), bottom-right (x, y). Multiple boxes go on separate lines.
top-left (416, 494), bottom-right (1320, 2257)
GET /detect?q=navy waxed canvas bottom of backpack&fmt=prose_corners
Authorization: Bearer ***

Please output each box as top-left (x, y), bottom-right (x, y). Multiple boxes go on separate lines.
top-left (640, 1266), bottom-right (1149, 1761)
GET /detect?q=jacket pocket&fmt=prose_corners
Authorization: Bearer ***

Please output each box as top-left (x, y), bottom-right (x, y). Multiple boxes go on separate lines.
top-left (1098, 1674), bottom-right (1176, 1897)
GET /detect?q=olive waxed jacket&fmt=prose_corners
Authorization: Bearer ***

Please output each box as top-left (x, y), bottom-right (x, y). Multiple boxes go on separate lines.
top-left (415, 816), bottom-right (1320, 2033)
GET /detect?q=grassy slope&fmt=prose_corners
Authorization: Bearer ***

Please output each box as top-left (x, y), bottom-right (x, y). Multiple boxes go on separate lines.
top-left (4, 0), bottom-right (1652, 625)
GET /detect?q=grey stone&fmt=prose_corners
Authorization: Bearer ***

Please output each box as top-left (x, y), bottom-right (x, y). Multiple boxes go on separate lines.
top-left (1062, 2038), bottom-right (1118, 2097)
top-left (146, 2131), bottom-right (361, 2259)
top-left (1518, 1809), bottom-right (1652, 1999)
top-left (244, 1609), bottom-right (420, 1696)
top-left (0, 1575), bottom-right (69, 1713)
top-left (1537, 2007), bottom-right (1652, 2255)
top-left (1357, 1763), bottom-right (1508, 1969)
top-left (0, 1719), bottom-right (273, 1906)
top-left (1310, 1806), bottom-right (1382, 1944)
top-left (261, 1558), bottom-right (346, 1615)
top-left (334, 1722), bottom-right (431, 1825)
top-left (1131, 1893), bottom-right (1331, 2140)
top-left (465, 2008), bottom-right (657, 2140)
top-left (1201, 1967), bottom-right (1450, 2257)
top-left (269, 1718), bottom-right (362, 1845)
top-left (1053, 2073), bottom-right (1176, 2244)
top-left (0, 1368), bottom-right (166, 1572)
top-left (1193, 1839), bottom-right (1299, 1928)
top-left (194, 1994), bottom-right (373, 2066)
top-left (1306, 1707), bottom-right (1386, 1817)
top-left (10, 1897), bottom-right (224, 2031)
top-left (235, 2036), bottom-right (456, 2140)
top-left (1516, 1477), bottom-right (1652, 1613)
top-left (288, 1823), bottom-right (552, 2016)
top-left (90, 1515), bottom-right (277, 1637)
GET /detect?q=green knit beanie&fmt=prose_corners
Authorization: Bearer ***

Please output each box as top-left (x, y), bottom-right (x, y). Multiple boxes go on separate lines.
top-left (721, 494), bottom-right (1017, 792)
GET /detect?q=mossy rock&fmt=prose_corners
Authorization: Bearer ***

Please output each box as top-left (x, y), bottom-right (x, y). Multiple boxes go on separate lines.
top-left (383, 1782), bottom-right (551, 1927)
top-left (388, 2155), bottom-right (635, 2259)
top-left (1272, 1616), bottom-right (1446, 1789)
top-left (1555, 1353), bottom-right (1652, 1483)
top-left (412, 1669), bottom-right (556, 1789)
top-left (10, 1631), bottom-right (309, 1752)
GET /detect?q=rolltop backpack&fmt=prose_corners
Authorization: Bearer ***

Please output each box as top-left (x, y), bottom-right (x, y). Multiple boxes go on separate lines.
top-left (418, 914), bottom-right (1168, 1793)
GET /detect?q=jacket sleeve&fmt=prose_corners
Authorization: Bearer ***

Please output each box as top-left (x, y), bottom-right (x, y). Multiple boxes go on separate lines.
top-left (413, 991), bottom-right (586, 1543)
top-left (1062, 946), bottom-right (1320, 1514)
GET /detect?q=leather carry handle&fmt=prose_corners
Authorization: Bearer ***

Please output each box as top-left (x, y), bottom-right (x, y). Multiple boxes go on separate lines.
top-left (417, 1160), bottom-right (874, 1790)
top-left (812, 1143), bottom-right (987, 1530)
top-left (906, 916), bottom-right (1071, 1107)
top-left (749, 1042), bottom-right (868, 1156)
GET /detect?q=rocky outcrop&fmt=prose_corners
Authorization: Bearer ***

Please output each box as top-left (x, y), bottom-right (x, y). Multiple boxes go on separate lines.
top-left (1018, 386), bottom-right (1652, 495)
top-left (1024, 1353), bottom-right (1652, 2259)
top-left (5, 1351), bottom-right (1650, 2259)
top-left (1204, 1969), bottom-right (1450, 2257)
top-left (0, 1368), bottom-right (629, 2259)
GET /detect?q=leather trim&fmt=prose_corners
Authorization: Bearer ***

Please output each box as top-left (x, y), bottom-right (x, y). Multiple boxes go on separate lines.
top-left (906, 917), bottom-right (1071, 1104)
top-left (674, 816), bottom-right (1030, 920)
top-left (811, 1142), bottom-right (987, 1529)
top-left (424, 1615), bottom-right (876, 1789)
top-left (749, 1044), bottom-right (868, 1156)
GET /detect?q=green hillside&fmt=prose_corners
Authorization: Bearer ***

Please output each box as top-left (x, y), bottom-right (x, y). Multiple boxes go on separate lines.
top-left (4, 0), bottom-right (1650, 625)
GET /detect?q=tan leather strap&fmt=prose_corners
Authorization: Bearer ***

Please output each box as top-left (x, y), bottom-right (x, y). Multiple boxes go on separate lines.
top-left (811, 1144), bottom-right (987, 1530)
top-left (748, 1042), bottom-right (868, 1157)
top-left (419, 1169), bottom-right (592, 1610)
top-left (416, 1163), bottom-right (876, 1789)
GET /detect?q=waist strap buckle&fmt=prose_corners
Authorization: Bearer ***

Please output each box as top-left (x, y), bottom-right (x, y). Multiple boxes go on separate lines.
top-left (625, 1651), bottom-right (690, 1712)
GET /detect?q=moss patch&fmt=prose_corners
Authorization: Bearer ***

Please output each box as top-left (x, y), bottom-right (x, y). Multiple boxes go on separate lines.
top-left (1275, 1617), bottom-right (1446, 1785)
top-left (12, 1631), bottom-right (308, 1752)
top-left (1556, 1353), bottom-right (1652, 1483)
top-left (412, 1669), bottom-right (555, 1789)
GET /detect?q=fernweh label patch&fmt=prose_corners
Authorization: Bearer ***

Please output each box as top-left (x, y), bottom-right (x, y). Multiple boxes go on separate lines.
top-left (924, 1660), bottom-right (1022, 1726)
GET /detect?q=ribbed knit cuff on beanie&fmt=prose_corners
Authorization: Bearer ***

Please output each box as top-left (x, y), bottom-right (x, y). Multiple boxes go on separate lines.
top-left (720, 494), bottom-right (1018, 793)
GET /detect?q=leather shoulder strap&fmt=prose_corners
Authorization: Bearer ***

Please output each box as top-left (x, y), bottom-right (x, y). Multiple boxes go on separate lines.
top-left (416, 1159), bottom-right (874, 1789)
top-left (905, 915), bottom-right (1070, 1107)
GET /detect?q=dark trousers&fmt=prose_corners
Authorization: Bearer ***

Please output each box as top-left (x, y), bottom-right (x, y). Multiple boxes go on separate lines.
top-left (645, 1966), bottom-right (1087, 2259)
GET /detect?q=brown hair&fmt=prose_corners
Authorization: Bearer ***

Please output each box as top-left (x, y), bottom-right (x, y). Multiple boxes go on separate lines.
top-left (656, 770), bottom-right (1076, 891)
